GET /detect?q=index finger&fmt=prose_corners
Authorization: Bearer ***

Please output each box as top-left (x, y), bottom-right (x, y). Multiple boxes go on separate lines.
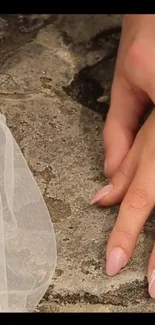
top-left (106, 157), bottom-right (155, 277)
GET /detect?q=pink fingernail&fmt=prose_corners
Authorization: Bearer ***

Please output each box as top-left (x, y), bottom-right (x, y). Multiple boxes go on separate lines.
top-left (149, 270), bottom-right (155, 299)
top-left (90, 184), bottom-right (113, 205)
top-left (106, 247), bottom-right (127, 276)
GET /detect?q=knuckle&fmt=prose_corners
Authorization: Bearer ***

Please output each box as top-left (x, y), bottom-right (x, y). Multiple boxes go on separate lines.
top-left (125, 40), bottom-right (145, 71)
top-left (124, 40), bottom-right (148, 88)
top-left (112, 226), bottom-right (134, 252)
top-left (125, 187), bottom-right (149, 211)
top-left (114, 227), bottom-right (133, 241)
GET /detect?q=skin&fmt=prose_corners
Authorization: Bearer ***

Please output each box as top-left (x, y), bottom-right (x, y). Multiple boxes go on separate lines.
top-left (91, 14), bottom-right (155, 298)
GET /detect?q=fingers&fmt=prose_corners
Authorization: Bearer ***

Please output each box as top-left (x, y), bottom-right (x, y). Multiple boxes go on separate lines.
top-left (90, 141), bottom-right (139, 206)
top-left (106, 156), bottom-right (155, 277)
top-left (103, 76), bottom-right (149, 178)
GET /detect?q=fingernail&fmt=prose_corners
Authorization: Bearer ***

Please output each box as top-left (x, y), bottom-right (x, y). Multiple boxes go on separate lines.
top-left (149, 270), bottom-right (155, 299)
top-left (90, 183), bottom-right (113, 205)
top-left (106, 247), bottom-right (127, 276)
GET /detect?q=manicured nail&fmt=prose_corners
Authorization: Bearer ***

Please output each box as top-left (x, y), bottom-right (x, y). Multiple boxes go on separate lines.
top-left (149, 270), bottom-right (155, 299)
top-left (106, 247), bottom-right (127, 276)
top-left (90, 184), bottom-right (113, 205)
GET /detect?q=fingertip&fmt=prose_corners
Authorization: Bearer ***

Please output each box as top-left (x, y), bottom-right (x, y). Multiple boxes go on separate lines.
top-left (106, 247), bottom-right (127, 276)
top-left (90, 184), bottom-right (113, 205)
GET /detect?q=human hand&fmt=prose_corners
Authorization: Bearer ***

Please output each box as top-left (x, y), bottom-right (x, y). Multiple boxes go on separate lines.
top-left (92, 108), bottom-right (155, 298)
top-left (103, 14), bottom-right (155, 177)
top-left (91, 14), bottom-right (155, 298)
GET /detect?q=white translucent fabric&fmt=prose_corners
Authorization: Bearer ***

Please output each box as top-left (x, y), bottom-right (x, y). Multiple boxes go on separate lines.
top-left (0, 114), bottom-right (57, 312)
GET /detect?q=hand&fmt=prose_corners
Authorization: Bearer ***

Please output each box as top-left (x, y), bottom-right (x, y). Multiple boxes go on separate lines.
top-left (103, 14), bottom-right (155, 178)
top-left (91, 108), bottom-right (155, 298)
top-left (91, 14), bottom-right (155, 299)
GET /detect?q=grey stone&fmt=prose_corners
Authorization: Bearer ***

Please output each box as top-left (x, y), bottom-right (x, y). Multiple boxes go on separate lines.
top-left (0, 14), bottom-right (154, 312)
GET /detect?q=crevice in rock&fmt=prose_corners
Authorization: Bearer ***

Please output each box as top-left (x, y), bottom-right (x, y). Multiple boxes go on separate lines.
top-left (43, 278), bottom-right (149, 307)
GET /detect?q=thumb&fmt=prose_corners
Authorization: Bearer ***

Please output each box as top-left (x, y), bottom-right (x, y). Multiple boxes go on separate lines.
top-left (103, 77), bottom-right (149, 178)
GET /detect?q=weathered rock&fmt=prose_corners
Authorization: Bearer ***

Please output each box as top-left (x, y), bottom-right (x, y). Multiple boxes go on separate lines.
top-left (0, 14), bottom-right (154, 313)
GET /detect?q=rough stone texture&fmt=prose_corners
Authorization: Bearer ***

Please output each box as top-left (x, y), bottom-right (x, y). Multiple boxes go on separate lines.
top-left (0, 14), bottom-right (155, 312)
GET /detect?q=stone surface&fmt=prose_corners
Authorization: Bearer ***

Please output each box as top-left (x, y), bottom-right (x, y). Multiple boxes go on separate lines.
top-left (0, 14), bottom-right (155, 312)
